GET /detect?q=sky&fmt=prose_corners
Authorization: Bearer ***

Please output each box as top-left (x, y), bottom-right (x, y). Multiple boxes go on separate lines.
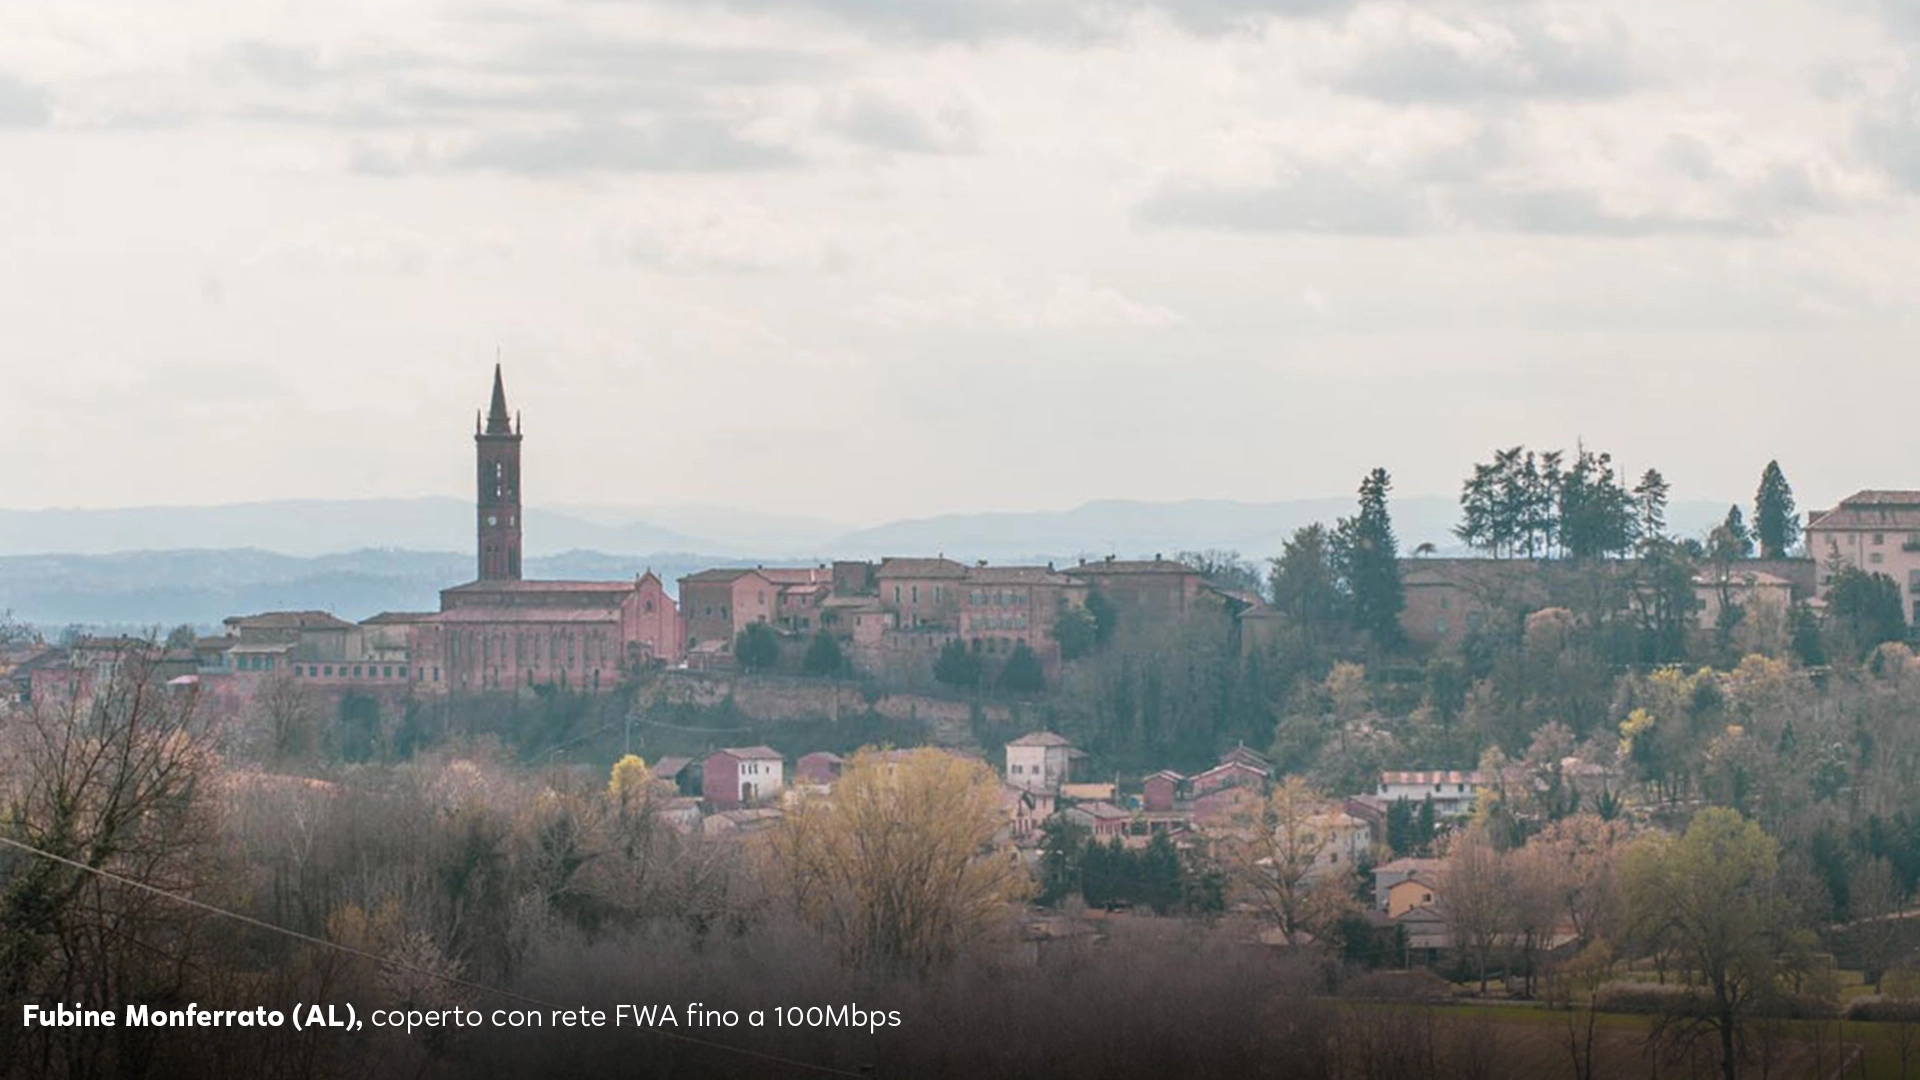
top-left (1, 0), bottom-right (1916, 526)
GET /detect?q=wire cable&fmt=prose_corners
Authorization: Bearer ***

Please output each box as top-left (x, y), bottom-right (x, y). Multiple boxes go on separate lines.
top-left (0, 834), bottom-right (871, 1078)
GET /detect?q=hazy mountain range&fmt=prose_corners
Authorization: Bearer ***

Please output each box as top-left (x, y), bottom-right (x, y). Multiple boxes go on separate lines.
top-left (0, 496), bottom-right (1739, 631)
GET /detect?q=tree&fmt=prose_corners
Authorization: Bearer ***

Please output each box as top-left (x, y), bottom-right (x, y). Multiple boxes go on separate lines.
top-left (1624, 808), bottom-right (1783, 1080)
top-left (1337, 467), bottom-right (1405, 647)
top-left (1443, 827), bottom-right (1513, 993)
top-left (1223, 777), bottom-right (1353, 945)
top-left (1050, 602), bottom-right (1097, 661)
top-left (253, 671), bottom-right (319, 762)
top-left (1826, 566), bottom-right (1906, 658)
top-left (607, 753), bottom-right (652, 809)
top-left (0, 646), bottom-right (215, 1021)
top-left (1270, 523), bottom-right (1345, 644)
top-left (1754, 461), bottom-right (1799, 558)
top-left (933, 639), bottom-right (982, 692)
top-left (1177, 549), bottom-right (1263, 596)
top-left (997, 641), bottom-right (1046, 695)
top-left (164, 623), bottom-right (197, 650)
top-left (771, 748), bottom-right (1029, 972)
top-left (734, 622), bottom-right (780, 674)
top-left (1632, 468), bottom-right (1670, 549)
top-left (800, 629), bottom-right (846, 677)
top-left (1721, 505), bottom-right (1754, 558)
top-left (1085, 588), bottom-right (1118, 647)
top-left (1558, 446), bottom-right (1635, 558)
top-left (1036, 815), bottom-right (1090, 906)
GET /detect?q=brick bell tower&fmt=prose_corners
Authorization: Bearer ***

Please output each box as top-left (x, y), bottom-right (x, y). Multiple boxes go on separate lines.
top-left (475, 363), bottom-right (523, 581)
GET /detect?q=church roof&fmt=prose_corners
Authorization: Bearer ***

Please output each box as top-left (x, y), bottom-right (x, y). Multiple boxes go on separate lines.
top-left (428, 607), bottom-right (622, 624)
top-left (443, 579), bottom-right (637, 594)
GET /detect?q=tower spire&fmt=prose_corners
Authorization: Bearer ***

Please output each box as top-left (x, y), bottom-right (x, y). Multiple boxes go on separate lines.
top-left (485, 362), bottom-right (512, 435)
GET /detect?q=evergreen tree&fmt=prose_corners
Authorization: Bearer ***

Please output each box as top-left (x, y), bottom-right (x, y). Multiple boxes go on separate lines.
top-left (735, 622), bottom-right (780, 673)
top-left (1632, 468), bottom-right (1669, 548)
top-left (997, 641), bottom-right (1047, 695)
top-left (1721, 505), bottom-right (1754, 558)
top-left (1050, 602), bottom-right (1097, 661)
top-left (933, 638), bottom-right (983, 691)
top-left (1270, 523), bottom-right (1345, 638)
top-left (1037, 816), bottom-right (1089, 906)
top-left (1559, 446), bottom-right (1635, 558)
top-left (1085, 588), bottom-right (1119, 647)
top-left (1826, 566), bottom-right (1906, 658)
top-left (1138, 832), bottom-right (1185, 914)
top-left (1754, 460), bottom-right (1800, 558)
top-left (1336, 467), bottom-right (1405, 647)
top-left (800, 629), bottom-right (846, 677)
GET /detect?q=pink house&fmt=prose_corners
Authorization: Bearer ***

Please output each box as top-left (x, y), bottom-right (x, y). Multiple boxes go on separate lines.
top-left (1188, 760), bottom-right (1269, 798)
top-left (1064, 801), bottom-right (1132, 840)
top-left (795, 751), bottom-right (844, 786)
top-left (1142, 770), bottom-right (1185, 813)
top-left (702, 746), bottom-right (785, 810)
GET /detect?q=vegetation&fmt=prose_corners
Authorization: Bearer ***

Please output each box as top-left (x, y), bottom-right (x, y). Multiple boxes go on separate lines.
top-left (734, 621), bottom-right (780, 673)
top-left (770, 748), bottom-right (1027, 972)
top-left (800, 628), bottom-right (846, 677)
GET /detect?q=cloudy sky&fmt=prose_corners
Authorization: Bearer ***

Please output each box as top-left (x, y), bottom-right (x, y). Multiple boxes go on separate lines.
top-left (2, 0), bottom-right (1915, 525)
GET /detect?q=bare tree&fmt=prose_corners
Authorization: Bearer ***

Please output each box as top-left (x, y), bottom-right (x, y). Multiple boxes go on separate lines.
top-left (0, 644), bottom-right (215, 1074)
top-left (1222, 776), bottom-right (1355, 947)
top-left (1443, 827), bottom-right (1513, 994)
top-left (771, 748), bottom-right (1029, 972)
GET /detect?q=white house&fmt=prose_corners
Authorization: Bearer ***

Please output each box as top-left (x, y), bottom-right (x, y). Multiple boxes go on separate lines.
top-left (1304, 809), bottom-right (1373, 881)
top-left (1376, 770), bottom-right (1483, 818)
top-left (1005, 731), bottom-right (1077, 793)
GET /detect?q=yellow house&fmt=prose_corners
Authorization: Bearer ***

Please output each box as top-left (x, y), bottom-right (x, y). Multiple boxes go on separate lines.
top-left (1386, 874), bottom-right (1440, 919)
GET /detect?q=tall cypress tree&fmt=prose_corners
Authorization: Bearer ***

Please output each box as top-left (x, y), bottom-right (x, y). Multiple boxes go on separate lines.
top-left (1337, 467), bottom-right (1405, 647)
top-left (1632, 468), bottom-right (1670, 548)
top-left (1754, 461), bottom-right (1800, 558)
top-left (1721, 505), bottom-right (1753, 558)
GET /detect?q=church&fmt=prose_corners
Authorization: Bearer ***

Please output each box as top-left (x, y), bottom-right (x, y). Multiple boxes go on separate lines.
top-left (400, 366), bottom-right (683, 693)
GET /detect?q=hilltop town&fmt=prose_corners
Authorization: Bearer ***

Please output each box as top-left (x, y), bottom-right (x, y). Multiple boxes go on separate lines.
top-left (10, 369), bottom-right (1920, 1080)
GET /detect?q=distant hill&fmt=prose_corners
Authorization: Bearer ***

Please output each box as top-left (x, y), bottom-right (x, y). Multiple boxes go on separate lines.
top-left (0, 549), bottom-right (781, 631)
top-left (0, 499), bottom-right (716, 559)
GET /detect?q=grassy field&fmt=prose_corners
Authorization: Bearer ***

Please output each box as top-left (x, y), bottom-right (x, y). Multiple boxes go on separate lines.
top-left (1376, 1000), bottom-right (1920, 1080)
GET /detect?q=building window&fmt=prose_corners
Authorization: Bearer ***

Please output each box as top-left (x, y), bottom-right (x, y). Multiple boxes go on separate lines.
top-left (1872, 553), bottom-right (1885, 565)
top-left (1875, 533), bottom-right (1886, 545)
top-left (324, 666), bottom-right (334, 676)
top-left (911, 585), bottom-right (919, 603)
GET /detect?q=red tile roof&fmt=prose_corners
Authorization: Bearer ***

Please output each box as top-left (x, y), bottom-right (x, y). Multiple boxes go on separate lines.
top-left (443, 579), bottom-right (639, 594)
top-left (1808, 491), bottom-right (1920, 531)
top-left (680, 568), bottom-right (766, 584)
top-left (964, 565), bottom-right (1078, 586)
top-left (427, 607), bottom-right (622, 624)
top-left (876, 557), bottom-right (970, 579)
top-left (1065, 559), bottom-right (1196, 576)
top-left (362, 611), bottom-right (435, 625)
top-left (716, 745), bottom-right (782, 761)
top-left (228, 610), bottom-right (356, 630)
top-left (1007, 731), bottom-right (1072, 747)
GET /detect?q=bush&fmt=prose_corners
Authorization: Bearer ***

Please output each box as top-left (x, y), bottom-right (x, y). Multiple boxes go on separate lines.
top-left (1848, 998), bottom-right (1920, 1023)
top-left (1593, 982), bottom-right (1712, 1016)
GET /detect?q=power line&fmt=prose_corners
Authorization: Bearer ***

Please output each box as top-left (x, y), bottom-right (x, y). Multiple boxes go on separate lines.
top-left (0, 834), bottom-right (870, 1079)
